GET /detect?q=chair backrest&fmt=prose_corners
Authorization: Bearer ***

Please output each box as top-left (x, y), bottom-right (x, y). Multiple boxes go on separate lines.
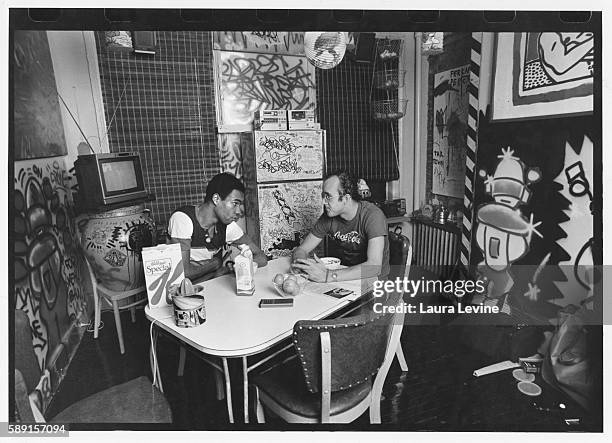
top-left (293, 289), bottom-right (403, 394)
top-left (388, 226), bottom-right (412, 280)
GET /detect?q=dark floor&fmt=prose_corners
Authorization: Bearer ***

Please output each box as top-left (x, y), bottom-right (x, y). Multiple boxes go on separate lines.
top-left (46, 297), bottom-right (602, 432)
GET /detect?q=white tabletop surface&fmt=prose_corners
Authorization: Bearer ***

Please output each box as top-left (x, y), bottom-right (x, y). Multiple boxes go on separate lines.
top-left (145, 257), bottom-right (374, 358)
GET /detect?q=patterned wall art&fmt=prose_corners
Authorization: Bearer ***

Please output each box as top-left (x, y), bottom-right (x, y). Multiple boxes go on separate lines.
top-left (214, 50), bottom-right (316, 132)
top-left (13, 31), bottom-right (67, 160)
top-left (217, 132), bottom-right (246, 178)
top-left (14, 157), bottom-right (90, 413)
top-left (432, 64), bottom-right (470, 198)
top-left (213, 31), bottom-right (305, 55)
top-left (492, 32), bottom-right (593, 121)
top-left (257, 181), bottom-right (323, 259)
top-left (471, 111), bottom-right (596, 320)
top-left (253, 130), bottom-right (324, 182)
top-left (552, 135), bottom-right (594, 307)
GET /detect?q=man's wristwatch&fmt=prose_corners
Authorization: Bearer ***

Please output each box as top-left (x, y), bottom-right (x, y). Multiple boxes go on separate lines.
top-left (325, 270), bottom-right (338, 283)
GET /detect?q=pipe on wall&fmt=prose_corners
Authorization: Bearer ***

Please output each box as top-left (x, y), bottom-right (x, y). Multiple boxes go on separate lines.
top-left (412, 32), bottom-right (423, 215)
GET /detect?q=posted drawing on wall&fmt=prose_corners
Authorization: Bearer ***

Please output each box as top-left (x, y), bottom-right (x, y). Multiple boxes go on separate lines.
top-left (258, 182), bottom-right (323, 259)
top-left (254, 130), bottom-right (324, 182)
top-left (214, 51), bottom-right (316, 132)
top-left (432, 65), bottom-right (470, 198)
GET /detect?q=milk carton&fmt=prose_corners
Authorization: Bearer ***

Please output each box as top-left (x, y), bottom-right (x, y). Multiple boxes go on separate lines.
top-left (235, 245), bottom-right (255, 296)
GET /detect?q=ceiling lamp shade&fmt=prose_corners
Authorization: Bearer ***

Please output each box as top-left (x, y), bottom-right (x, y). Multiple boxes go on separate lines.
top-left (304, 32), bottom-right (347, 69)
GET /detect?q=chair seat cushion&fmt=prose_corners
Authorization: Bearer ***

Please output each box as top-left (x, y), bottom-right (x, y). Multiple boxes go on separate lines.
top-left (51, 376), bottom-right (172, 423)
top-left (253, 357), bottom-right (372, 419)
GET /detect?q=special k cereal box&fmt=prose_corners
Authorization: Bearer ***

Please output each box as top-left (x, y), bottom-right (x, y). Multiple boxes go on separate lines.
top-left (141, 243), bottom-right (184, 308)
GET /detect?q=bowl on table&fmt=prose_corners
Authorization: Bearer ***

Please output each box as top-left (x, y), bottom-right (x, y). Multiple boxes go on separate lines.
top-left (272, 273), bottom-right (308, 297)
top-left (319, 257), bottom-right (342, 270)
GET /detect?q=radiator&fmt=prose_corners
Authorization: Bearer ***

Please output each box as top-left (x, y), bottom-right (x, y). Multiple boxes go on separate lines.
top-left (412, 219), bottom-right (460, 280)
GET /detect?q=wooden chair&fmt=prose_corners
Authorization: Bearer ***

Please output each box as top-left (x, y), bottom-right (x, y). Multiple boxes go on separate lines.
top-left (85, 257), bottom-right (147, 354)
top-left (251, 290), bottom-right (405, 423)
top-left (13, 309), bottom-right (172, 423)
top-left (388, 226), bottom-right (412, 372)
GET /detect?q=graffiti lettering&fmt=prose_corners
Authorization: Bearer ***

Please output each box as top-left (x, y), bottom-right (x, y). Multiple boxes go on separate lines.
top-left (14, 158), bottom-right (88, 414)
top-left (258, 135), bottom-right (298, 154)
top-left (31, 164), bottom-right (43, 178)
top-left (221, 54), bottom-right (315, 110)
top-left (218, 134), bottom-right (243, 178)
top-left (258, 158), bottom-right (302, 175)
top-left (250, 31), bottom-right (280, 43)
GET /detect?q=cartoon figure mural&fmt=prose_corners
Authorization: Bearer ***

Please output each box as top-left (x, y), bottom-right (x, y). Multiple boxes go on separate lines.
top-left (475, 147), bottom-right (542, 305)
top-left (14, 158), bottom-right (91, 414)
top-left (521, 32), bottom-right (594, 93)
top-left (553, 135), bottom-right (595, 307)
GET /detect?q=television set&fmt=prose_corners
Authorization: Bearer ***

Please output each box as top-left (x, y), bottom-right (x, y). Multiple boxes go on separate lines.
top-left (74, 152), bottom-right (149, 211)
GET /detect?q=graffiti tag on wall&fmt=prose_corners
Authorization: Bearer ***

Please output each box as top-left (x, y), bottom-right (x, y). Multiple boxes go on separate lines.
top-left (258, 182), bottom-right (323, 258)
top-left (213, 31), bottom-right (305, 55)
top-left (254, 130), bottom-right (324, 182)
top-left (216, 51), bottom-right (316, 130)
top-left (432, 65), bottom-right (470, 198)
top-left (14, 157), bottom-right (89, 413)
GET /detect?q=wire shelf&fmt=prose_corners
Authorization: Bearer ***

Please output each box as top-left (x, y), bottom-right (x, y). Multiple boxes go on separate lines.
top-left (372, 99), bottom-right (409, 121)
top-left (376, 39), bottom-right (402, 61)
top-left (374, 69), bottom-right (406, 90)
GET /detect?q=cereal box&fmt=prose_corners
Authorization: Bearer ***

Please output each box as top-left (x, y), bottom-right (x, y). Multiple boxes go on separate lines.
top-left (141, 243), bottom-right (184, 308)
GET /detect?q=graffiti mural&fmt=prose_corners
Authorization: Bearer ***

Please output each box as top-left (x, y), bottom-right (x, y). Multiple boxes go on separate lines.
top-left (213, 31), bottom-right (305, 55)
top-left (258, 182), bottom-right (323, 258)
top-left (553, 135), bottom-right (594, 306)
top-left (218, 133), bottom-right (245, 178)
top-left (432, 65), bottom-right (470, 198)
top-left (492, 33), bottom-right (593, 121)
top-left (471, 110), bottom-right (596, 320)
top-left (254, 130), bottom-right (324, 182)
top-left (14, 157), bottom-right (90, 413)
top-left (215, 51), bottom-right (316, 131)
top-left (474, 147), bottom-right (542, 308)
top-left (521, 32), bottom-right (593, 94)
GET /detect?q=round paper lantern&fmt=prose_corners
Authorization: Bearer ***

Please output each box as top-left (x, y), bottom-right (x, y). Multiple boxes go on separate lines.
top-left (304, 32), bottom-right (347, 69)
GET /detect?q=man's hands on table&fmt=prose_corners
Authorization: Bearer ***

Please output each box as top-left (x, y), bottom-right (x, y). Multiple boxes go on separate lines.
top-left (291, 255), bottom-right (328, 283)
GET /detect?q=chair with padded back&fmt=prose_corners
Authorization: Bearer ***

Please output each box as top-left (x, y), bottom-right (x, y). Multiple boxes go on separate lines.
top-left (13, 309), bottom-right (172, 423)
top-left (251, 289), bottom-right (405, 423)
top-left (336, 226), bottom-right (411, 372)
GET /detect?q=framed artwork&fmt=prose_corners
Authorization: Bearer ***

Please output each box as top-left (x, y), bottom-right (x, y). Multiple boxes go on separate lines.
top-left (213, 50), bottom-right (316, 133)
top-left (14, 31), bottom-right (68, 159)
top-left (491, 32), bottom-right (593, 121)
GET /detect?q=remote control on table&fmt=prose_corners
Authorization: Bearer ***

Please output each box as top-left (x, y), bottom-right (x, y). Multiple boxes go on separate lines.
top-left (259, 298), bottom-right (294, 308)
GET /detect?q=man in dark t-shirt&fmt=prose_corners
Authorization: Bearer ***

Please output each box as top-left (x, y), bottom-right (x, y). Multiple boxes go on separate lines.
top-left (292, 171), bottom-right (390, 282)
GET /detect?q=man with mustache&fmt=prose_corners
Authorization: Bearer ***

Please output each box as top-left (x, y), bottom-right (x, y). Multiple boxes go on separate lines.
top-left (291, 170), bottom-right (389, 283)
top-left (168, 172), bottom-right (267, 280)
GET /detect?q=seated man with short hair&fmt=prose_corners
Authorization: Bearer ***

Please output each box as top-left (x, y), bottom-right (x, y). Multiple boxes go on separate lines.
top-left (291, 170), bottom-right (389, 283)
top-left (168, 172), bottom-right (267, 280)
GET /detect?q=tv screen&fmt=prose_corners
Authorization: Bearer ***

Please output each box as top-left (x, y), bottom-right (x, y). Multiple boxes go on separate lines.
top-left (101, 160), bottom-right (139, 194)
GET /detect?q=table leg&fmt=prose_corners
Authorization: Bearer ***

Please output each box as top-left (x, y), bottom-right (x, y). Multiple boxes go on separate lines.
top-left (243, 356), bottom-right (249, 423)
top-left (222, 357), bottom-right (234, 423)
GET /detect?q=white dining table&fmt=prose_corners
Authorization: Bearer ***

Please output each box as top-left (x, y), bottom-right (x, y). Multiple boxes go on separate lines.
top-left (145, 256), bottom-right (375, 423)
